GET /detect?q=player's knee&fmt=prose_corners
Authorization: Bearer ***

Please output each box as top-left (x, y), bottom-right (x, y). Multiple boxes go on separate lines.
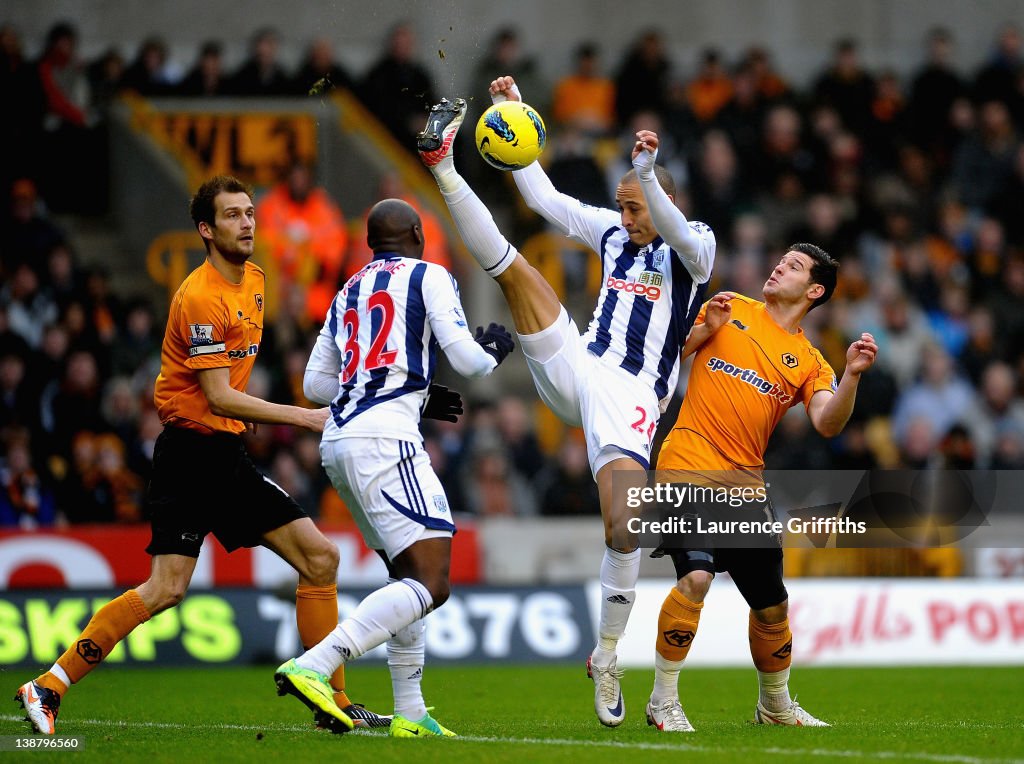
top-left (420, 575), bottom-right (450, 608)
top-left (676, 570), bottom-right (713, 602)
top-left (753, 600), bottom-right (788, 624)
top-left (305, 540), bottom-right (340, 585)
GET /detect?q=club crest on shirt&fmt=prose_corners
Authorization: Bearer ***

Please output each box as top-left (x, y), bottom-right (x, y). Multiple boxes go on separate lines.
top-left (433, 495), bottom-right (449, 515)
top-left (255, 294), bottom-right (263, 312)
top-left (781, 352), bottom-right (799, 368)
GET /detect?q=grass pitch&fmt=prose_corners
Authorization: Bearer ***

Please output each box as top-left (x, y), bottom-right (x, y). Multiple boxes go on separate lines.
top-left (1, 664), bottom-right (1021, 763)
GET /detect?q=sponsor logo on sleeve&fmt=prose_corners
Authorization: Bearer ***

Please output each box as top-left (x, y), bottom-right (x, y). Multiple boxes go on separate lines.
top-left (449, 306), bottom-right (467, 328)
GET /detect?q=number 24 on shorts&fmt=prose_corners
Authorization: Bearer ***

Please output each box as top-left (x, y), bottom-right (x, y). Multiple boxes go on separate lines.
top-left (341, 290), bottom-right (397, 383)
top-left (630, 406), bottom-right (657, 444)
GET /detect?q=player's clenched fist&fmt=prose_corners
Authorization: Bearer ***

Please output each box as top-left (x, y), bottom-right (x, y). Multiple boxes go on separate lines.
top-left (845, 332), bottom-right (878, 375)
top-left (489, 75), bottom-right (521, 102)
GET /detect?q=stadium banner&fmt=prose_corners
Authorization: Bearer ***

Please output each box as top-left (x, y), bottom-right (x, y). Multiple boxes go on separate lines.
top-left (0, 586), bottom-right (594, 668)
top-left (0, 525), bottom-right (481, 589)
top-left (596, 579), bottom-right (1024, 668)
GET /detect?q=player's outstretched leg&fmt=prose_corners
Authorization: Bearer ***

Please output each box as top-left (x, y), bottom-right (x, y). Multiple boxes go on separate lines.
top-left (14, 681), bottom-right (60, 735)
top-left (417, 98), bottom-right (466, 167)
top-left (275, 659), bottom-right (354, 732)
top-left (419, 98), bottom-right (562, 336)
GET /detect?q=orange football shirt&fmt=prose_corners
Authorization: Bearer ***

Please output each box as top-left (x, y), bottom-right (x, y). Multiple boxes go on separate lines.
top-left (153, 259), bottom-right (265, 434)
top-left (658, 294), bottom-right (836, 472)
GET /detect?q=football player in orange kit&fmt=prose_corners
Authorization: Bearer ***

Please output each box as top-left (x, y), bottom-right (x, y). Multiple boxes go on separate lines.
top-left (15, 175), bottom-right (387, 735)
top-left (644, 241), bottom-right (877, 732)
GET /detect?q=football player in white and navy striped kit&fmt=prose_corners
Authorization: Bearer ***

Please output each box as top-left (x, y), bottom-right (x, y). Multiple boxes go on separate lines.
top-left (417, 76), bottom-right (716, 728)
top-left (277, 199), bottom-right (514, 739)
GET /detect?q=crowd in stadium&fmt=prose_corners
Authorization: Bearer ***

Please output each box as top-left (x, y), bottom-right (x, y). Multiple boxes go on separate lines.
top-left (2, 19), bottom-right (1024, 528)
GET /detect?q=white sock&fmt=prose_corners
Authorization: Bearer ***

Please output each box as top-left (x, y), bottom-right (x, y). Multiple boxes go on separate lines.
top-left (430, 167), bottom-right (517, 277)
top-left (757, 667), bottom-right (792, 711)
top-left (49, 663), bottom-right (71, 689)
top-left (651, 652), bottom-right (684, 704)
top-left (592, 547), bottom-right (640, 668)
top-left (388, 616), bottom-right (427, 720)
top-left (296, 578), bottom-right (432, 678)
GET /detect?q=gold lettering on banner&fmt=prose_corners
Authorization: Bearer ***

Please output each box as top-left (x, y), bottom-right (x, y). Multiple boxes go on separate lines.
top-left (140, 112), bottom-right (318, 186)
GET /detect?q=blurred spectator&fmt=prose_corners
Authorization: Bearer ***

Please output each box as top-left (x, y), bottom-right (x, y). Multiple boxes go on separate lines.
top-left (471, 27), bottom-right (544, 112)
top-left (0, 429), bottom-right (57, 528)
top-left (359, 23), bottom-right (436, 148)
top-left (110, 300), bottom-right (159, 377)
top-left (0, 351), bottom-right (39, 433)
top-left (121, 36), bottom-right (174, 96)
top-left (714, 61), bottom-right (767, 168)
top-left (0, 24), bottom-right (39, 185)
top-left (988, 144), bottom-right (1024, 248)
top-left (927, 283), bottom-right (970, 358)
top-left (973, 23), bottom-right (1023, 118)
top-left (177, 41), bottom-right (227, 97)
top-left (292, 38), bottom-right (353, 95)
top-left (987, 255), bottom-right (1024, 362)
top-left (965, 361), bottom-right (1024, 466)
top-left (744, 46), bottom-right (790, 103)
top-left (891, 344), bottom-right (976, 447)
top-left (685, 48), bottom-right (734, 124)
top-left (1, 263), bottom-right (58, 348)
top-left (257, 161), bottom-right (348, 322)
top-left (0, 178), bottom-right (66, 276)
top-left (951, 99), bottom-right (1019, 212)
top-left (36, 22), bottom-right (89, 131)
top-left (86, 47), bottom-right (125, 114)
top-left (228, 27), bottom-right (291, 96)
top-left (551, 42), bottom-right (615, 135)
top-left (813, 38), bottom-right (876, 139)
top-left (751, 104), bottom-right (817, 197)
top-left (538, 436), bottom-right (599, 516)
top-left (545, 126), bottom-right (611, 209)
top-left (851, 282), bottom-right (934, 387)
top-left (867, 70), bottom-right (908, 167)
top-left (39, 349), bottom-right (106, 459)
top-left (959, 306), bottom-right (999, 384)
top-left (614, 30), bottom-right (671, 125)
top-left (495, 397), bottom-right (545, 479)
top-left (689, 130), bottom-right (750, 247)
top-left (909, 28), bottom-right (967, 161)
top-left (460, 441), bottom-right (537, 517)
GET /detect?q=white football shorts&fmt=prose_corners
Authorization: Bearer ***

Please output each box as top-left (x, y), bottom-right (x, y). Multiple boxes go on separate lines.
top-left (320, 437), bottom-right (454, 561)
top-left (518, 307), bottom-right (661, 475)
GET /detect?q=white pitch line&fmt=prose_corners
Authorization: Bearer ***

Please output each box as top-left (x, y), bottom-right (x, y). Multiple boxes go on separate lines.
top-left (1, 714), bottom-right (1018, 764)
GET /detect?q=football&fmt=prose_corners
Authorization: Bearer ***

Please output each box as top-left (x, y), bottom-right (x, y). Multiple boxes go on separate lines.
top-left (475, 101), bottom-right (547, 171)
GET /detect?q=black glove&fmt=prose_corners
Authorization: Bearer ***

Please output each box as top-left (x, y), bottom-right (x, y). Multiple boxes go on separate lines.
top-left (474, 322), bottom-right (515, 365)
top-left (421, 384), bottom-right (464, 423)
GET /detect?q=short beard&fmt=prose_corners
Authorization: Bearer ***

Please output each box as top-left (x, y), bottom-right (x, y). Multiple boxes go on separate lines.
top-left (217, 243), bottom-right (253, 264)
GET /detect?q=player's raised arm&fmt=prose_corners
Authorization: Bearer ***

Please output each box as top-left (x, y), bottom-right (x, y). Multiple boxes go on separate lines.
top-left (806, 332), bottom-right (878, 437)
top-left (631, 130), bottom-right (715, 283)
top-left (489, 75), bottom-right (603, 242)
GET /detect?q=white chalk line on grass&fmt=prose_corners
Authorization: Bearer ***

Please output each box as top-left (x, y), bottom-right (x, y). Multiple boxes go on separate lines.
top-left (0, 714), bottom-right (1018, 764)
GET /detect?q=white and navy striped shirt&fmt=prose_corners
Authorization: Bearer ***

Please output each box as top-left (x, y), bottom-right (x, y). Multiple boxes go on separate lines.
top-left (307, 255), bottom-right (480, 442)
top-left (569, 205), bottom-right (715, 402)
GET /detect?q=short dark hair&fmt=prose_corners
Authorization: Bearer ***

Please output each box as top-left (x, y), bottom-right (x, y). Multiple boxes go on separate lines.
top-left (788, 242), bottom-right (838, 310)
top-left (189, 175), bottom-right (253, 250)
top-left (621, 165), bottom-right (676, 198)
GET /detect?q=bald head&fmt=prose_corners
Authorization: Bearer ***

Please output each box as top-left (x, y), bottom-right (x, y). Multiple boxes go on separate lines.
top-left (367, 198), bottom-right (423, 259)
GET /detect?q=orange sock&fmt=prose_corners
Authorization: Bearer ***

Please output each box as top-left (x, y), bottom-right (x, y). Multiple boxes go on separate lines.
top-left (42, 589), bottom-right (151, 694)
top-left (656, 588), bottom-right (703, 662)
top-left (296, 584), bottom-right (349, 707)
top-left (748, 612), bottom-right (792, 673)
